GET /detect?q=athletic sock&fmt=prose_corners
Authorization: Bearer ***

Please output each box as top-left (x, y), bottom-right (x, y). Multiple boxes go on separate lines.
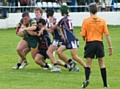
top-left (17, 63), bottom-right (21, 67)
top-left (23, 58), bottom-right (27, 63)
top-left (85, 67), bottom-right (91, 81)
top-left (100, 68), bottom-right (107, 86)
top-left (44, 63), bottom-right (49, 68)
top-left (64, 64), bottom-right (68, 68)
top-left (68, 59), bottom-right (73, 64)
top-left (54, 63), bottom-right (59, 68)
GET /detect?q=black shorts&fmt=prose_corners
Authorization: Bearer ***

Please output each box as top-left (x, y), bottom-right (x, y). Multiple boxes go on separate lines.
top-left (37, 49), bottom-right (49, 59)
top-left (84, 41), bottom-right (104, 59)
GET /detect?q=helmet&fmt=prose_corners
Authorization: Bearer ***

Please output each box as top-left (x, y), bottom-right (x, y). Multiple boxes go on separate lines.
top-left (46, 8), bottom-right (54, 17)
top-left (60, 5), bottom-right (69, 15)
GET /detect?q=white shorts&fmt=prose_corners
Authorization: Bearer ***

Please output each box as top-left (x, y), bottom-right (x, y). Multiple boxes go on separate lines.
top-left (52, 40), bottom-right (62, 47)
top-left (62, 40), bottom-right (79, 49)
top-left (105, 0), bottom-right (112, 6)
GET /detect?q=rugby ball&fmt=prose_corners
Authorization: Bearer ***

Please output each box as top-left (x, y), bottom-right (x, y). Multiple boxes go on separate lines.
top-left (17, 25), bottom-right (28, 37)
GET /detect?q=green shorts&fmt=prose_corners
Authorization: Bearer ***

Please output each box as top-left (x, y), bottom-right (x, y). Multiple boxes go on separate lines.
top-left (23, 36), bottom-right (40, 49)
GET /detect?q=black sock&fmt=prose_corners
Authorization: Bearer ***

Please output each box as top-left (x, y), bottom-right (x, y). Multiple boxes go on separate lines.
top-left (64, 64), bottom-right (68, 68)
top-left (54, 63), bottom-right (58, 67)
top-left (17, 63), bottom-right (21, 67)
top-left (44, 63), bottom-right (49, 68)
top-left (85, 67), bottom-right (91, 81)
top-left (100, 68), bottom-right (107, 86)
top-left (68, 59), bottom-right (73, 64)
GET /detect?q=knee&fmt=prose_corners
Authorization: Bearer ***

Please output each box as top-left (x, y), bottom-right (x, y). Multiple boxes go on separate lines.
top-left (16, 47), bottom-right (22, 52)
top-left (32, 55), bottom-right (36, 60)
top-left (71, 54), bottom-right (77, 60)
top-left (56, 50), bottom-right (61, 56)
top-left (34, 57), bottom-right (38, 63)
top-left (46, 50), bottom-right (50, 56)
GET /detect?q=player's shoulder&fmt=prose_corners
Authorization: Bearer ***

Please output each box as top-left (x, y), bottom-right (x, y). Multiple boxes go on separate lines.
top-left (30, 18), bottom-right (36, 22)
top-left (20, 19), bottom-right (24, 23)
top-left (95, 16), bottom-right (106, 23)
top-left (82, 17), bottom-right (90, 23)
top-left (67, 15), bottom-right (72, 21)
top-left (30, 18), bottom-right (37, 25)
top-left (59, 16), bottom-right (65, 20)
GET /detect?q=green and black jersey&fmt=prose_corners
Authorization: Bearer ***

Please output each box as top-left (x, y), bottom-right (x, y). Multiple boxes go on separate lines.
top-left (18, 18), bottom-right (40, 48)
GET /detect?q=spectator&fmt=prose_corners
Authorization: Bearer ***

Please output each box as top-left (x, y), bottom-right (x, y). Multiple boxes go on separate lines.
top-left (104, 0), bottom-right (112, 11)
top-left (58, 0), bottom-right (70, 6)
top-left (45, 0), bottom-right (56, 2)
top-left (95, 0), bottom-right (102, 11)
top-left (19, 0), bottom-right (30, 12)
top-left (36, 0), bottom-right (42, 3)
top-left (76, 0), bottom-right (86, 12)
top-left (86, 0), bottom-right (95, 5)
top-left (58, 0), bottom-right (73, 11)
top-left (111, 0), bottom-right (118, 11)
top-left (15, 0), bottom-right (18, 12)
top-left (29, 0), bottom-right (36, 12)
top-left (2, 0), bottom-right (8, 18)
top-left (0, 0), bottom-right (2, 18)
top-left (2, 0), bottom-right (7, 5)
top-left (8, 0), bottom-right (16, 13)
top-left (0, 0), bottom-right (3, 6)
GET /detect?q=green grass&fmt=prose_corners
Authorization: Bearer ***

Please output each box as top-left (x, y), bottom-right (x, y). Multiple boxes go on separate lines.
top-left (0, 26), bottom-right (120, 89)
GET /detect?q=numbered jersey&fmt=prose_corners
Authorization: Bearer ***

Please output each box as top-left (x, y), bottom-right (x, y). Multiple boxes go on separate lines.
top-left (46, 17), bottom-right (64, 41)
top-left (57, 15), bottom-right (78, 42)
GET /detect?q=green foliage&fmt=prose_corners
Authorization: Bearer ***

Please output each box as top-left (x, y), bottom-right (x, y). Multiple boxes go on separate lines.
top-left (0, 26), bottom-right (120, 89)
top-left (1, 0), bottom-right (8, 6)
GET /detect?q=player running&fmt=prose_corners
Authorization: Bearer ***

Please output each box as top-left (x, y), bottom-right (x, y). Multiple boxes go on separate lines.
top-left (49, 5), bottom-right (87, 71)
top-left (13, 12), bottom-right (39, 69)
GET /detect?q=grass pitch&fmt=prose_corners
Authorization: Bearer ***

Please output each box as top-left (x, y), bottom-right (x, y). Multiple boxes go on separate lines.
top-left (0, 26), bottom-right (120, 89)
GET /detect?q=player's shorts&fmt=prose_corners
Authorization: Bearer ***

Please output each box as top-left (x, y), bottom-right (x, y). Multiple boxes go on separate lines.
top-left (105, 0), bottom-right (112, 6)
top-left (62, 40), bottom-right (78, 49)
top-left (23, 36), bottom-right (39, 50)
top-left (52, 39), bottom-right (64, 47)
top-left (84, 41), bottom-right (104, 59)
top-left (37, 49), bottom-right (49, 59)
top-left (76, 39), bottom-right (79, 48)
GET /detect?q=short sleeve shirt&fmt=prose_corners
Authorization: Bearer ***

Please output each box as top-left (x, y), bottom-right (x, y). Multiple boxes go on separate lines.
top-left (56, 15), bottom-right (77, 42)
top-left (80, 15), bottom-right (109, 42)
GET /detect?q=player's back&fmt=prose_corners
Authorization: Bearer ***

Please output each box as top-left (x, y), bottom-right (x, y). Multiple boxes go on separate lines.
top-left (82, 15), bottom-right (108, 42)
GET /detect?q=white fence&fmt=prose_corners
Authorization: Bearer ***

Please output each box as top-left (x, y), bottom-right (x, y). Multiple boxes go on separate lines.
top-left (0, 12), bottom-right (120, 29)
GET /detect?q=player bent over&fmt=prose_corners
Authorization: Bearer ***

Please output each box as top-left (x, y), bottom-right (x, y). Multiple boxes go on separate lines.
top-left (21, 18), bottom-right (53, 69)
top-left (13, 12), bottom-right (39, 69)
top-left (34, 19), bottom-right (52, 69)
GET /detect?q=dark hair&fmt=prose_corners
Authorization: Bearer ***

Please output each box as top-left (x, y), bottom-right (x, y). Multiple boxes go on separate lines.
top-left (22, 12), bottom-right (30, 17)
top-left (46, 8), bottom-right (54, 17)
top-left (89, 3), bottom-right (98, 14)
top-left (38, 18), bottom-right (46, 25)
